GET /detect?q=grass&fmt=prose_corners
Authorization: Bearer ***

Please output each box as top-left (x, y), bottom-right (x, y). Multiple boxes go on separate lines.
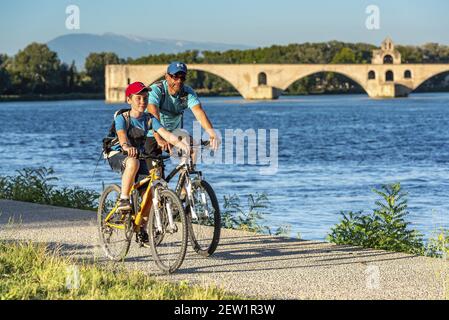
top-left (0, 241), bottom-right (242, 300)
top-left (0, 167), bottom-right (245, 300)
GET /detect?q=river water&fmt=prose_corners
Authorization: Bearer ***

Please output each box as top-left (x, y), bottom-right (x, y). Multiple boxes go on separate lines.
top-left (1, 93), bottom-right (448, 240)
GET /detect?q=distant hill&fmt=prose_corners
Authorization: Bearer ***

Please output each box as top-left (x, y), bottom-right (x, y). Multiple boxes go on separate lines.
top-left (47, 33), bottom-right (253, 69)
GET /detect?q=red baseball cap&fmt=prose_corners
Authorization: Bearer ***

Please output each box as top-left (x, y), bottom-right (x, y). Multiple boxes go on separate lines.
top-left (125, 82), bottom-right (151, 98)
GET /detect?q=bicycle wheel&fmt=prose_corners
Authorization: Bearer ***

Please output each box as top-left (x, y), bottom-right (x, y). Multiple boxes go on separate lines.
top-left (148, 188), bottom-right (187, 274)
top-left (97, 184), bottom-right (132, 261)
top-left (187, 180), bottom-right (221, 257)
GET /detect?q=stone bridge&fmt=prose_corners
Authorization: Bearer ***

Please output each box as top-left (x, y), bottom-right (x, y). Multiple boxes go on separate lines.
top-left (105, 38), bottom-right (449, 102)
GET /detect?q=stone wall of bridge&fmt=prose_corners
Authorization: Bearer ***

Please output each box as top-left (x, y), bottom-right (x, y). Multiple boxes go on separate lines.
top-left (105, 63), bottom-right (449, 103)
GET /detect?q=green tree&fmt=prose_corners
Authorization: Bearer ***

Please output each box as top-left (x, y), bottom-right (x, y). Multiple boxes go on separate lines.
top-left (84, 52), bottom-right (120, 91)
top-left (0, 54), bottom-right (11, 94)
top-left (7, 43), bottom-right (61, 94)
top-left (331, 47), bottom-right (356, 64)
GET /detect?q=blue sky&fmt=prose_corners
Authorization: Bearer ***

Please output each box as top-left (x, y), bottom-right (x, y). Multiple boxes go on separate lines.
top-left (1, 0), bottom-right (449, 55)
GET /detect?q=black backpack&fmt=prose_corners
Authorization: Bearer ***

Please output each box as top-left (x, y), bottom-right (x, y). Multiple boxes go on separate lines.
top-left (102, 109), bottom-right (132, 159)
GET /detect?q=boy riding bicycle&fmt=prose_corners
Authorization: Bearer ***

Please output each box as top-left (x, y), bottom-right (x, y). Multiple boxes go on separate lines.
top-left (108, 81), bottom-right (189, 243)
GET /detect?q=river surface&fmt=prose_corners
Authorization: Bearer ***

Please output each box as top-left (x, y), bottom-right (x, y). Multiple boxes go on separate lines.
top-left (1, 93), bottom-right (449, 240)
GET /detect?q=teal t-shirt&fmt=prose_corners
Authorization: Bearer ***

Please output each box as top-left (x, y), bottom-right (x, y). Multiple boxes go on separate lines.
top-left (146, 80), bottom-right (200, 137)
top-left (112, 113), bottom-right (162, 151)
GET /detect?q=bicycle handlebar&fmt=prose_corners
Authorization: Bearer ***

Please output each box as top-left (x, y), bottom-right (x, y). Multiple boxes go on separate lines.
top-left (123, 140), bottom-right (210, 160)
top-left (122, 151), bottom-right (171, 161)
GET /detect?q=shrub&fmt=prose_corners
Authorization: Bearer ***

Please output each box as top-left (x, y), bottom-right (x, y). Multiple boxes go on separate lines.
top-left (222, 193), bottom-right (270, 233)
top-left (0, 167), bottom-right (98, 211)
top-left (327, 183), bottom-right (425, 255)
top-left (222, 193), bottom-right (292, 236)
top-left (426, 228), bottom-right (449, 259)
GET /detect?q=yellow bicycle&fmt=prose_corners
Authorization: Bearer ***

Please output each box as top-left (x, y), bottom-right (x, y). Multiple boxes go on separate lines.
top-left (97, 153), bottom-right (188, 274)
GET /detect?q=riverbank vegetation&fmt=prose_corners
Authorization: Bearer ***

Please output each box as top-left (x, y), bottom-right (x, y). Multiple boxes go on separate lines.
top-left (1, 41), bottom-right (449, 100)
top-left (0, 168), bottom-right (290, 236)
top-left (221, 193), bottom-right (294, 237)
top-left (327, 183), bottom-right (448, 258)
top-left (0, 167), bottom-right (98, 211)
top-left (0, 241), bottom-right (240, 300)
top-left (0, 168), bottom-right (447, 258)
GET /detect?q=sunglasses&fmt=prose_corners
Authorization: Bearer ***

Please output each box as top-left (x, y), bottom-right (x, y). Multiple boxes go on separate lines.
top-left (169, 73), bottom-right (186, 81)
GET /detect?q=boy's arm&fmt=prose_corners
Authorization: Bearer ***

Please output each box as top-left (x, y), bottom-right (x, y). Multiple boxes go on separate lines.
top-left (117, 130), bottom-right (138, 158)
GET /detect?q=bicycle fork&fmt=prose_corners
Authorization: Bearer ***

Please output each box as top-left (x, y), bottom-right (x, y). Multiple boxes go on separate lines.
top-left (185, 176), bottom-right (210, 221)
top-left (153, 187), bottom-right (178, 234)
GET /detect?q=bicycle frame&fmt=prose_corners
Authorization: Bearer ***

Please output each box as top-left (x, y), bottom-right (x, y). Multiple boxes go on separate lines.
top-left (103, 163), bottom-right (175, 233)
top-left (164, 146), bottom-right (206, 221)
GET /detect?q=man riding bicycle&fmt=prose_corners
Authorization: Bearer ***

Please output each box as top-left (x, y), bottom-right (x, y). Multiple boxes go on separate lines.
top-left (145, 61), bottom-right (220, 163)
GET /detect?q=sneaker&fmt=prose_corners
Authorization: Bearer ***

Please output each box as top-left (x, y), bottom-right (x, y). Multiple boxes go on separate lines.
top-left (117, 198), bottom-right (132, 211)
top-left (136, 230), bottom-right (150, 246)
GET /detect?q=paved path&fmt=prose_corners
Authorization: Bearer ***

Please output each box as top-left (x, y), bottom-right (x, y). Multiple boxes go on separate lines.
top-left (1, 199), bottom-right (448, 300)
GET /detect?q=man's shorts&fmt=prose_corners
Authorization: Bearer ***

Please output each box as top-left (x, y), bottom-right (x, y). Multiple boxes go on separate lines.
top-left (143, 137), bottom-right (165, 177)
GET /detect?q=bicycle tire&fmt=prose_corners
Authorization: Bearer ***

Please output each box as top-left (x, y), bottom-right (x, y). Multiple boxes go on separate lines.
top-left (186, 180), bottom-right (221, 257)
top-left (97, 184), bottom-right (132, 261)
top-left (148, 188), bottom-right (188, 274)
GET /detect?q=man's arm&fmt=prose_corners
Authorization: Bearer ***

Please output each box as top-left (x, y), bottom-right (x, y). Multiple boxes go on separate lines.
top-left (147, 104), bottom-right (160, 120)
top-left (191, 104), bottom-right (220, 150)
top-left (156, 127), bottom-right (190, 154)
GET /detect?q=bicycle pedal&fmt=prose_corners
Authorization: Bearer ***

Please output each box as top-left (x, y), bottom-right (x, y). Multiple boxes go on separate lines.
top-left (136, 239), bottom-right (150, 248)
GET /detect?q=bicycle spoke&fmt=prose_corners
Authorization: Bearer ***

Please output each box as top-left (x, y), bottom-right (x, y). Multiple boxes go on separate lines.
top-left (187, 180), bottom-right (221, 257)
top-left (148, 188), bottom-right (187, 274)
top-left (97, 185), bottom-right (132, 261)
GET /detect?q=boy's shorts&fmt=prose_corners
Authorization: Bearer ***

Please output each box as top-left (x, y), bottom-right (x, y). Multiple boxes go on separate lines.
top-left (108, 153), bottom-right (149, 177)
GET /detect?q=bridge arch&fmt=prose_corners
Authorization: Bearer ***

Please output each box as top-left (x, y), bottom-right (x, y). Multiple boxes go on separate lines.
top-left (187, 66), bottom-right (245, 97)
top-left (413, 69), bottom-right (449, 91)
top-left (145, 68), bottom-right (244, 97)
top-left (282, 70), bottom-right (369, 95)
top-left (146, 71), bottom-right (168, 86)
top-left (413, 69), bottom-right (449, 92)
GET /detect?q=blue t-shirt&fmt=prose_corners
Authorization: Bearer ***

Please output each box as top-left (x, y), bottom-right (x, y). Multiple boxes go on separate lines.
top-left (147, 80), bottom-right (201, 137)
top-left (112, 112), bottom-right (163, 151)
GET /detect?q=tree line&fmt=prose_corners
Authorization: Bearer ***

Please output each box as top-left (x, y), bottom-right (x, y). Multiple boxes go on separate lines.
top-left (0, 43), bottom-right (122, 96)
top-left (1, 41), bottom-right (449, 97)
